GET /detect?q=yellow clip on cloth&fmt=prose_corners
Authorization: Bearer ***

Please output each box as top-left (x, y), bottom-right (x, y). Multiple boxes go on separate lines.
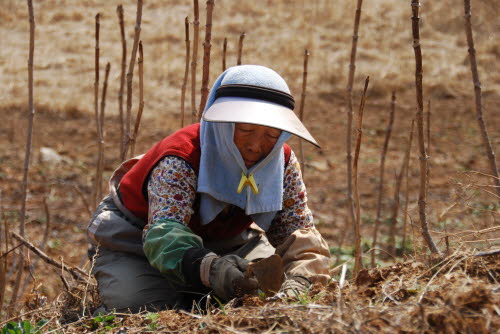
top-left (237, 172), bottom-right (259, 195)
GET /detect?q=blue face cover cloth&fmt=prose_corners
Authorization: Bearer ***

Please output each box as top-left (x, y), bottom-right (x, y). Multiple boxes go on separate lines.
top-left (197, 65), bottom-right (293, 231)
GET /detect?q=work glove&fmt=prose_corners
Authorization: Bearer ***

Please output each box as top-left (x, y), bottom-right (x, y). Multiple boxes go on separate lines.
top-left (208, 254), bottom-right (258, 302)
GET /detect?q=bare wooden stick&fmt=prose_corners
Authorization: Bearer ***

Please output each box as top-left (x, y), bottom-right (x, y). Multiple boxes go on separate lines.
top-left (346, 0), bottom-right (364, 234)
top-left (237, 32), bottom-right (246, 65)
top-left (96, 62), bottom-right (111, 203)
top-left (181, 16), bottom-right (190, 128)
top-left (426, 99), bottom-right (431, 192)
top-left (402, 119), bottom-right (415, 254)
top-left (463, 0), bottom-right (500, 198)
top-left (371, 91), bottom-right (396, 267)
top-left (130, 42), bottom-right (144, 157)
top-left (10, 232), bottom-right (86, 281)
top-left (20, 197), bottom-right (52, 297)
top-left (10, 0), bottom-right (36, 312)
top-left (122, 0), bottom-right (143, 160)
top-left (222, 37), bottom-right (227, 71)
top-left (352, 76), bottom-right (369, 278)
top-left (298, 49), bottom-right (310, 177)
top-left (0, 191), bottom-right (6, 314)
top-left (190, 0), bottom-right (200, 124)
top-left (92, 13), bottom-right (101, 211)
top-left (117, 5), bottom-right (127, 160)
top-left (199, 0), bottom-right (215, 116)
top-left (411, 0), bottom-right (439, 254)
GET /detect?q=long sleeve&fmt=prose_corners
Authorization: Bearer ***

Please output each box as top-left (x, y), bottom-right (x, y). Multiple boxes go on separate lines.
top-left (142, 156), bottom-right (205, 285)
top-left (267, 150), bottom-right (331, 284)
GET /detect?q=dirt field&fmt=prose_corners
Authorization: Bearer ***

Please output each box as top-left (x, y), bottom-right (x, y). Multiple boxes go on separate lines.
top-left (1, 0), bottom-right (499, 332)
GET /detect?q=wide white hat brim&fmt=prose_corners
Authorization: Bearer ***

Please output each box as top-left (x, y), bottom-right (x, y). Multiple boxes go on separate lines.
top-left (203, 96), bottom-right (319, 147)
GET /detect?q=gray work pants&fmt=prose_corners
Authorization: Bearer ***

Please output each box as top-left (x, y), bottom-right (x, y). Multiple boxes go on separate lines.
top-left (87, 196), bottom-right (274, 314)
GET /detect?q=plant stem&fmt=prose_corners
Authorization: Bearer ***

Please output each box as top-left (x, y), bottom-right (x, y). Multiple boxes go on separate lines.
top-left (463, 0), bottom-right (500, 199)
top-left (181, 16), bottom-right (190, 128)
top-left (222, 37), bottom-right (227, 71)
top-left (402, 119), bottom-right (415, 255)
top-left (199, 0), bottom-right (215, 115)
top-left (346, 0), bottom-right (364, 234)
top-left (191, 0), bottom-right (199, 123)
top-left (96, 62), bottom-right (111, 203)
top-left (237, 32), bottom-right (245, 65)
top-left (371, 91), bottom-right (396, 267)
top-left (117, 5), bottom-right (127, 160)
top-left (353, 76), bottom-right (369, 278)
top-left (298, 49), bottom-right (310, 178)
top-left (123, 0), bottom-right (143, 160)
top-left (411, 0), bottom-right (439, 254)
top-left (130, 42), bottom-right (144, 157)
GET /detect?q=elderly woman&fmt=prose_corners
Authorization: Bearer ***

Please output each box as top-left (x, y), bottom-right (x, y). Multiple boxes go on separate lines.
top-left (87, 65), bottom-right (330, 313)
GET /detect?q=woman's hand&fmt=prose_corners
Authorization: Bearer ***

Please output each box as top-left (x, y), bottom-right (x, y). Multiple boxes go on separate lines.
top-left (209, 255), bottom-right (258, 301)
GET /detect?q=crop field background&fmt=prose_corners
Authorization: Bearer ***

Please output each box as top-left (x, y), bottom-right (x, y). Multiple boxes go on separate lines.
top-left (0, 0), bottom-right (499, 333)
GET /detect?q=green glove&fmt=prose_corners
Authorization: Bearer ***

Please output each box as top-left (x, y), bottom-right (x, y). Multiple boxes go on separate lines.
top-left (209, 255), bottom-right (258, 302)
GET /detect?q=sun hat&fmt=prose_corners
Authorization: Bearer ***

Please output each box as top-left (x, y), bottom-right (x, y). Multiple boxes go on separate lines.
top-left (203, 65), bottom-right (319, 147)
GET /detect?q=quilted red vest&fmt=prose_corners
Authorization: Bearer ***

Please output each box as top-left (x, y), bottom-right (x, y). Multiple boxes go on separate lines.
top-left (119, 123), bottom-right (291, 240)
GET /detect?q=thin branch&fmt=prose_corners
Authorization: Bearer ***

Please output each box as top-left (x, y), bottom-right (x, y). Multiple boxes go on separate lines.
top-left (237, 32), bottom-right (245, 65)
top-left (72, 185), bottom-right (92, 218)
top-left (0, 191), bottom-right (5, 314)
top-left (402, 119), bottom-right (415, 255)
top-left (130, 42), bottom-right (144, 157)
top-left (10, 0), bottom-right (36, 312)
top-left (463, 0), bottom-right (500, 198)
top-left (298, 49), bottom-right (310, 178)
top-left (222, 37), bottom-right (227, 71)
top-left (96, 62), bottom-right (111, 203)
top-left (10, 232), bottom-right (87, 281)
top-left (190, 0), bottom-right (200, 123)
top-left (199, 0), bottom-right (215, 115)
top-left (371, 91), bottom-right (396, 267)
top-left (352, 76), bottom-right (370, 278)
top-left (181, 16), bottom-right (190, 128)
top-left (411, 0), bottom-right (439, 254)
top-left (122, 0), bottom-right (143, 160)
top-left (117, 5), bottom-right (127, 160)
top-left (346, 0), bottom-right (364, 236)
top-left (92, 13), bottom-right (100, 211)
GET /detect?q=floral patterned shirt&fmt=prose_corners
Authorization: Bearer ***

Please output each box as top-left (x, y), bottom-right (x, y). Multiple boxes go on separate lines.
top-left (145, 150), bottom-right (313, 247)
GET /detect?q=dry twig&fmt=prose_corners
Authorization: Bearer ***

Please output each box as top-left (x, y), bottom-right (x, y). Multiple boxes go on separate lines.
top-left (92, 13), bottom-right (100, 211)
top-left (463, 0), bottom-right (500, 199)
top-left (410, 0), bottom-right (439, 254)
top-left (199, 0), bottom-right (215, 115)
top-left (130, 42), bottom-right (144, 157)
top-left (346, 0), bottom-right (364, 233)
top-left (402, 120), bottom-right (415, 254)
top-left (222, 37), bottom-right (227, 71)
top-left (96, 62), bottom-right (111, 203)
top-left (352, 76), bottom-right (370, 278)
top-left (0, 191), bottom-right (5, 314)
top-left (117, 5), bottom-right (127, 159)
top-left (298, 49), bottom-right (310, 177)
top-left (371, 91), bottom-right (396, 267)
top-left (10, 0), bottom-right (36, 312)
top-left (10, 232), bottom-right (86, 281)
top-left (237, 32), bottom-right (245, 65)
top-left (123, 0), bottom-right (143, 159)
top-left (181, 16), bottom-right (190, 128)
top-left (190, 0), bottom-right (200, 123)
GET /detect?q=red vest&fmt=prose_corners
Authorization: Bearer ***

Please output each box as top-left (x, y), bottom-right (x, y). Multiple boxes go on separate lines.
top-left (119, 123), bottom-right (292, 240)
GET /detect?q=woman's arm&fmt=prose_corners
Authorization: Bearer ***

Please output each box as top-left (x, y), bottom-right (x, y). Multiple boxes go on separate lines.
top-left (142, 156), bottom-right (209, 286)
top-left (267, 150), bottom-right (331, 284)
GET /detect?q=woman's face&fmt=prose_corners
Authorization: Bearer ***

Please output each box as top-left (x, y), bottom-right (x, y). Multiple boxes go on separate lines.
top-left (234, 123), bottom-right (282, 168)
